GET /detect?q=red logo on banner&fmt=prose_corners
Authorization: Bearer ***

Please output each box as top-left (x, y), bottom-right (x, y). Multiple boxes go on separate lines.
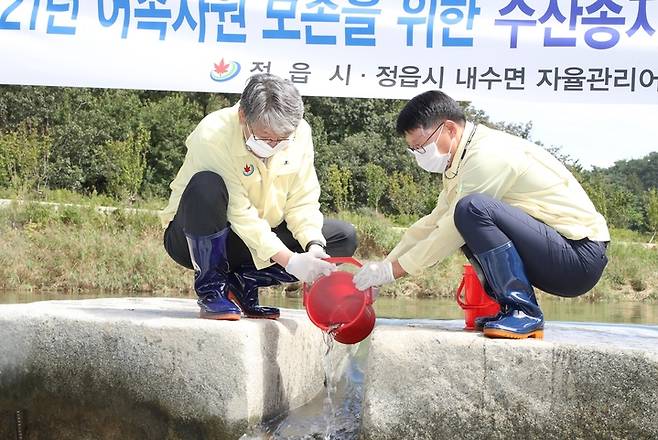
top-left (210, 57), bottom-right (241, 82)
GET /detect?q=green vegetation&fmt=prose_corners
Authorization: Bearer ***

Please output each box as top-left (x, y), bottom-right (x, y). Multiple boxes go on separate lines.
top-left (0, 85), bottom-right (657, 302)
top-left (0, 196), bottom-right (188, 294)
top-left (2, 85), bottom-right (657, 233)
top-left (0, 199), bottom-right (655, 302)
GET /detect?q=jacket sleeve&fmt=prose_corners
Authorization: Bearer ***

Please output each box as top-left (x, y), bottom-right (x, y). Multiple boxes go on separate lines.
top-left (393, 149), bottom-right (522, 275)
top-left (283, 127), bottom-right (325, 249)
top-left (186, 127), bottom-right (288, 262)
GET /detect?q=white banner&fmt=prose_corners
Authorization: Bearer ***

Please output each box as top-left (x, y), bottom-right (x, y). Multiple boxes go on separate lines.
top-left (1, 0), bottom-right (657, 103)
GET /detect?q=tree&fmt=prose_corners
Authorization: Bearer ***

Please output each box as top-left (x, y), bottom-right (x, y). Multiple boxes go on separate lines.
top-left (0, 123), bottom-right (51, 191)
top-left (364, 163), bottom-right (387, 212)
top-left (304, 96), bottom-right (404, 145)
top-left (388, 172), bottom-right (422, 216)
top-left (647, 188), bottom-right (658, 242)
top-left (139, 94), bottom-right (203, 197)
top-left (46, 88), bottom-right (145, 192)
top-left (606, 186), bottom-right (644, 230)
top-left (103, 126), bottom-right (150, 201)
top-left (323, 164), bottom-right (352, 211)
top-left (1, 84), bottom-right (656, 234)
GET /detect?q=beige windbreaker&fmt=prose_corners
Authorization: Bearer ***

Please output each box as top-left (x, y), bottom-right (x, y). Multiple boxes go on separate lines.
top-left (159, 104), bottom-right (325, 269)
top-left (386, 122), bottom-right (610, 276)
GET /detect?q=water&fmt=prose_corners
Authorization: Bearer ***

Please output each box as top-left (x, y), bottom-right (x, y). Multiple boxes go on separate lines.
top-left (259, 294), bottom-right (658, 325)
top-left (241, 328), bottom-right (365, 440)
top-left (321, 326), bottom-right (340, 440)
top-left (240, 293), bottom-right (658, 439)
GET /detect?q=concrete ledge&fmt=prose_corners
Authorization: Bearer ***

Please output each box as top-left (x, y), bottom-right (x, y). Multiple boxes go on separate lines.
top-left (0, 298), bottom-right (340, 439)
top-left (361, 320), bottom-right (658, 440)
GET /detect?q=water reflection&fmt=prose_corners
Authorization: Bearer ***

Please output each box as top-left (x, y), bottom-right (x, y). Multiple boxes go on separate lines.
top-left (262, 295), bottom-right (658, 325)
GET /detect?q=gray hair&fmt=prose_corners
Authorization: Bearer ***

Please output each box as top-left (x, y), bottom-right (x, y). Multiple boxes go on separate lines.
top-left (239, 74), bottom-right (304, 137)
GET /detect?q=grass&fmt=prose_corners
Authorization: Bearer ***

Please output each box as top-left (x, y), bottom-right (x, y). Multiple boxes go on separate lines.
top-left (0, 195), bottom-right (656, 303)
top-left (589, 240), bottom-right (658, 302)
top-left (608, 227), bottom-right (654, 244)
top-left (0, 199), bottom-right (190, 294)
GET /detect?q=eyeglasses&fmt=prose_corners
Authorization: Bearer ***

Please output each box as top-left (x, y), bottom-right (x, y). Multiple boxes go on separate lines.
top-left (407, 122), bottom-right (444, 154)
top-left (248, 124), bottom-right (294, 147)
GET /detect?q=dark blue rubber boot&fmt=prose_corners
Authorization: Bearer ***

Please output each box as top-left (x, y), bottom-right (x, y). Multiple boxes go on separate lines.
top-left (473, 306), bottom-right (508, 332)
top-left (186, 229), bottom-right (241, 320)
top-left (476, 241), bottom-right (544, 339)
top-left (228, 264), bottom-right (298, 319)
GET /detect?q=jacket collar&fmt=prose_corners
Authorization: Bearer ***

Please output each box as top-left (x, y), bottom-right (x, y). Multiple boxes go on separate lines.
top-left (444, 121), bottom-right (475, 179)
top-left (228, 103), bottom-right (250, 157)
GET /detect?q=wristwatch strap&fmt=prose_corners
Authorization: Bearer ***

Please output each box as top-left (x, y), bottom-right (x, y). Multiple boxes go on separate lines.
top-left (305, 240), bottom-right (326, 252)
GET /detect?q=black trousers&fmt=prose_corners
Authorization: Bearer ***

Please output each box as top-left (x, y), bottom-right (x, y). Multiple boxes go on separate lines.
top-left (454, 193), bottom-right (608, 297)
top-left (164, 171), bottom-right (357, 271)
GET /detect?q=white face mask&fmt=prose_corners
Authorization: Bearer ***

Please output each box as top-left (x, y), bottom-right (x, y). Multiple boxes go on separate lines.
top-left (245, 136), bottom-right (289, 158)
top-left (410, 125), bottom-right (453, 173)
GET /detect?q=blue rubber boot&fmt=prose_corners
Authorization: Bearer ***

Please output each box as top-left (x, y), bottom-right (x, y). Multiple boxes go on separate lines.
top-left (228, 264), bottom-right (298, 319)
top-left (476, 241), bottom-right (544, 339)
top-left (186, 229), bottom-right (241, 320)
top-left (473, 306), bottom-right (508, 332)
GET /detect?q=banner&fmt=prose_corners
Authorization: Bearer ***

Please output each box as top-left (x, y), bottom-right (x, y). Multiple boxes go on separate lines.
top-left (1, 0), bottom-right (657, 103)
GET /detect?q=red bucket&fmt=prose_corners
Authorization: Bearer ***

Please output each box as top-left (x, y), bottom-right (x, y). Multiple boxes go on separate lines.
top-left (455, 264), bottom-right (500, 330)
top-left (303, 257), bottom-right (375, 345)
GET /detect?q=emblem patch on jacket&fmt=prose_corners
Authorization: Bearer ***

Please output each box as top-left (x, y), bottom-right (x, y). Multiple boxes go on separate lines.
top-left (243, 164), bottom-right (255, 176)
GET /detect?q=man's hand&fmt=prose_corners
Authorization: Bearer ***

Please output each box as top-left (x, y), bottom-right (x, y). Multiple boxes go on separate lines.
top-left (353, 260), bottom-right (395, 291)
top-left (285, 252), bottom-right (336, 284)
top-left (307, 244), bottom-right (330, 259)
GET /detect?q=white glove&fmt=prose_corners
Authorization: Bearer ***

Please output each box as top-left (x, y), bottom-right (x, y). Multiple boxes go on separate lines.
top-left (308, 244), bottom-right (330, 259)
top-left (353, 261), bottom-right (395, 291)
top-left (285, 252), bottom-right (336, 284)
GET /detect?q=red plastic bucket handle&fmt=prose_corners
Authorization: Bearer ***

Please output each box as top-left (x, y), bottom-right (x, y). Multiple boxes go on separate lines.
top-left (323, 258), bottom-right (371, 304)
top-left (454, 277), bottom-right (467, 308)
top-left (455, 277), bottom-right (492, 310)
top-left (323, 256), bottom-right (363, 267)
top-left (302, 256), bottom-right (370, 307)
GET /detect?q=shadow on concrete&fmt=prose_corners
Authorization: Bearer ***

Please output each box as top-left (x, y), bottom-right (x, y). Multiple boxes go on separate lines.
top-left (260, 320), bottom-right (290, 423)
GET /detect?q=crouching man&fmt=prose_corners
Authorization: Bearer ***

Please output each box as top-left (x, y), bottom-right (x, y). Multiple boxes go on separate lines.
top-left (161, 74), bottom-right (357, 320)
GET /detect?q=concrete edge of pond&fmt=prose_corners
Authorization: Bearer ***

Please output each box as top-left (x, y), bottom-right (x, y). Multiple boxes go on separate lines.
top-left (0, 298), bottom-right (351, 439)
top-left (361, 321), bottom-right (658, 440)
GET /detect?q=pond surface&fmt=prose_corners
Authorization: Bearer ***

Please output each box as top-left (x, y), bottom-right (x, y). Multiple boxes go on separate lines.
top-left (260, 295), bottom-right (658, 325)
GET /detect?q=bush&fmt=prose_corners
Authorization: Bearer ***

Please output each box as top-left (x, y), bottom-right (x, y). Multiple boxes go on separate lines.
top-left (364, 163), bottom-right (387, 212)
top-left (103, 126), bottom-right (149, 201)
top-left (337, 209), bottom-right (404, 257)
top-left (388, 172), bottom-right (421, 216)
top-left (0, 124), bottom-right (51, 191)
top-left (323, 164), bottom-right (352, 211)
top-left (16, 202), bottom-right (57, 228)
top-left (647, 188), bottom-right (658, 241)
top-left (59, 206), bottom-right (84, 226)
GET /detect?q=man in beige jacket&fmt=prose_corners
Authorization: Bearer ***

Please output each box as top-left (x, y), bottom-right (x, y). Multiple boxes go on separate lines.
top-left (161, 74), bottom-right (356, 320)
top-left (354, 90), bottom-right (609, 340)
